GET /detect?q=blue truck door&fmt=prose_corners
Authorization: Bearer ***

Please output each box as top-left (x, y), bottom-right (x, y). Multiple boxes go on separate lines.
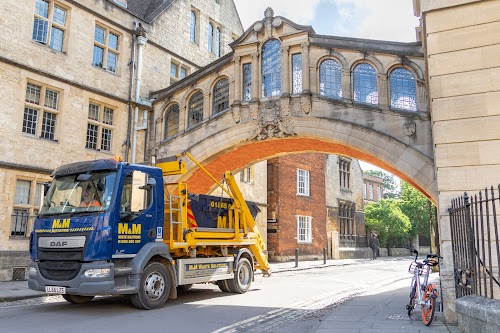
top-left (112, 168), bottom-right (158, 257)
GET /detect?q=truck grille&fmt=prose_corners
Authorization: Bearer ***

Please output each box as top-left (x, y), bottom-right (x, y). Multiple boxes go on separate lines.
top-left (38, 245), bottom-right (85, 281)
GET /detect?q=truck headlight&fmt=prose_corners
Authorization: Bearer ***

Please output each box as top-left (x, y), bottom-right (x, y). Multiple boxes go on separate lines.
top-left (84, 268), bottom-right (111, 278)
top-left (29, 267), bottom-right (38, 276)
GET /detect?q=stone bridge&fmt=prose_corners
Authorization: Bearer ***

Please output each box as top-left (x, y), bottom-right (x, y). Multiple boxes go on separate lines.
top-left (149, 10), bottom-right (435, 201)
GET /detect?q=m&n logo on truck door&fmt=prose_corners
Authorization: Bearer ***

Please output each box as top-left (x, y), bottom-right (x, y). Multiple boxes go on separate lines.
top-left (117, 223), bottom-right (141, 244)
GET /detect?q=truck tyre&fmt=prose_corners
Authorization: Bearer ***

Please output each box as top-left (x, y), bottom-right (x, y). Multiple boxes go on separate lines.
top-left (227, 258), bottom-right (253, 294)
top-left (62, 294), bottom-right (94, 304)
top-left (131, 262), bottom-right (171, 310)
top-left (217, 279), bottom-right (231, 292)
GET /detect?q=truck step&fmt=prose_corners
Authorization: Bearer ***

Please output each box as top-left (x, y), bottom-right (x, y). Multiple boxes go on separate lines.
top-left (113, 286), bottom-right (137, 294)
top-left (114, 267), bottom-right (133, 276)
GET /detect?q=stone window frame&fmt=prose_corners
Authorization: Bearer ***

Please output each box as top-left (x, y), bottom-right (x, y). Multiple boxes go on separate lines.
top-left (296, 168), bottom-right (310, 196)
top-left (92, 22), bottom-right (121, 74)
top-left (212, 77), bottom-right (230, 115)
top-left (338, 201), bottom-right (355, 239)
top-left (319, 58), bottom-right (343, 99)
top-left (190, 8), bottom-right (200, 44)
top-left (187, 90), bottom-right (204, 128)
top-left (32, 0), bottom-right (69, 53)
top-left (296, 215), bottom-right (312, 244)
top-left (11, 178), bottom-right (45, 238)
top-left (389, 67), bottom-right (417, 111)
top-left (240, 167), bottom-right (252, 184)
top-left (208, 19), bottom-right (224, 57)
top-left (22, 81), bottom-right (62, 142)
top-left (85, 100), bottom-right (115, 152)
top-left (339, 157), bottom-right (351, 190)
top-left (170, 59), bottom-right (189, 84)
top-left (163, 103), bottom-right (180, 140)
top-left (352, 62), bottom-right (378, 105)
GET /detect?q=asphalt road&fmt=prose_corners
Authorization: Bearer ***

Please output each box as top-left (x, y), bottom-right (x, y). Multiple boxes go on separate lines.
top-left (0, 258), bottom-right (411, 333)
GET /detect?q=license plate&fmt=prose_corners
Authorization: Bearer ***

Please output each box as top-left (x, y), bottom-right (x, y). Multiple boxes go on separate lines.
top-left (45, 286), bottom-right (66, 294)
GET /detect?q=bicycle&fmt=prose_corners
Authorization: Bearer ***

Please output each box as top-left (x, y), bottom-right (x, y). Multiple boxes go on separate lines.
top-left (406, 249), bottom-right (442, 326)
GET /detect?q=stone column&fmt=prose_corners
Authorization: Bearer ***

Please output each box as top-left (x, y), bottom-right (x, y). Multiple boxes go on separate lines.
top-left (301, 42), bottom-right (310, 93)
top-left (377, 74), bottom-right (389, 108)
top-left (233, 56), bottom-right (241, 103)
top-left (251, 52), bottom-right (260, 100)
top-left (281, 45), bottom-right (290, 96)
top-left (416, 79), bottom-right (428, 113)
top-left (341, 69), bottom-right (352, 100)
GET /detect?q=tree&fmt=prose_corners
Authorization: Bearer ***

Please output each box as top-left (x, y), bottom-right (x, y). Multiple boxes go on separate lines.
top-left (398, 181), bottom-right (435, 237)
top-left (364, 170), bottom-right (399, 198)
top-left (365, 198), bottom-right (411, 247)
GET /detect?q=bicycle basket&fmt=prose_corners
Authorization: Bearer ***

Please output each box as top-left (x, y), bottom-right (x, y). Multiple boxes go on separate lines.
top-left (408, 262), bottom-right (421, 275)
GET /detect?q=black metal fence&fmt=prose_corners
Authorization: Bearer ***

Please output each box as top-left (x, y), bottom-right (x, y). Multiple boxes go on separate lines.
top-left (339, 234), bottom-right (368, 247)
top-left (10, 209), bottom-right (33, 238)
top-left (449, 185), bottom-right (500, 300)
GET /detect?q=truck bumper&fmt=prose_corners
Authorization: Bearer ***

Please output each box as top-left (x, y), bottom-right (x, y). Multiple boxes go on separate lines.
top-left (28, 261), bottom-right (118, 296)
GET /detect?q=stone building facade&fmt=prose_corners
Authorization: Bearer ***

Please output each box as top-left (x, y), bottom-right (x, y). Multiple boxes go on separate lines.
top-left (266, 153), bottom-right (365, 261)
top-left (0, 0), bottom-right (243, 281)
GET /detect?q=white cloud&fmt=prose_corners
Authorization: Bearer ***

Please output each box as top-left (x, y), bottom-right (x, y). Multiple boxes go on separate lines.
top-left (234, 0), bottom-right (419, 42)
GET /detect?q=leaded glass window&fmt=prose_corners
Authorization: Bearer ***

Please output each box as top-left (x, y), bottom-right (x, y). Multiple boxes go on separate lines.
top-left (23, 83), bottom-right (59, 140)
top-left (261, 39), bottom-right (282, 97)
top-left (164, 104), bottom-right (179, 139)
top-left (319, 59), bottom-right (342, 99)
top-left (86, 102), bottom-right (114, 151)
top-left (86, 124), bottom-right (98, 150)
top-left (208, 23), bottom-right (213, 53)
top-left (93, 25), bottom-right (120, 73)
top-left (190, 11), bottom-right (197, 43)
top-left (212, 78), bottom-right (229, 114)
top-left (353, 63), bottom-right (378, 104)
top-left (33, 0), bottom-right (67, 52)
top-left (242, 63), bottom-right (252, 101)
top-left (216, 27), bottom-right (221, 57)
top-left (390, 68), bottom-right (417, 111)
top-left (41, 112), bottom-right (56, 140)
top-left (188, 91), bottom-right (204, 127)
top-left (292, 53), bottom-right (302, 95)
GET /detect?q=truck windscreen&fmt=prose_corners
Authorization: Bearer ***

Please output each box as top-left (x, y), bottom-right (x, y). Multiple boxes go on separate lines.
top-left (39, 171), bottom-right (117, 217)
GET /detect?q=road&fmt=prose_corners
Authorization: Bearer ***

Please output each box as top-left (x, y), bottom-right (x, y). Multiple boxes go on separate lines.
top-left (0, 258), bottom-right (412, 333)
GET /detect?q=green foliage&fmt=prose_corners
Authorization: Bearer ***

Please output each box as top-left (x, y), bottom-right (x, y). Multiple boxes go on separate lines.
top-left (363, 170), bottom-right (399, 198)
top-left (398, 182), bottom-right (435, 237)
top-left (365, 199), bottom-right (411, 247)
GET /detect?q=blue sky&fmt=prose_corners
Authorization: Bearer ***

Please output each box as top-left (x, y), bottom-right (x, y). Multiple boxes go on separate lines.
top-left (235, 0), bottom-right (419, 42)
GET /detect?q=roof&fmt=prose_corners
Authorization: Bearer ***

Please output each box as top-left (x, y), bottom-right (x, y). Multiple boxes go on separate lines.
top-left (108, 0), bottom-right (175, 23)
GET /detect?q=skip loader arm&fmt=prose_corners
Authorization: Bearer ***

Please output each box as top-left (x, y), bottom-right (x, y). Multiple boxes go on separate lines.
top-left (179, 152), bottom-right (271, 276)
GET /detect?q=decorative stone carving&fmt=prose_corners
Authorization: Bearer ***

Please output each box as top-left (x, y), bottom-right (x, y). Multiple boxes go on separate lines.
top-left (264, 7), bottom-right (274, 18)
top-left (232, 105), bottom-right (241, 124)
top-left (280, 98), bottom-right (290, 117)
top-left (300, 93), bottom-right (311, 114)
top-left (249, 102), bottom-right (260, 120)
top-left (251, 101), bottom-right (295, 140)
top-left (253, 22), bottom-right (263, 32)
top-left (403, 120), bottom-right (416, 136)
top-left (272, 17), bottom-right (282, 27)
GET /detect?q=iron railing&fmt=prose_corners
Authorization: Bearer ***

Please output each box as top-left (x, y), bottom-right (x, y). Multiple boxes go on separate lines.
top-left (449, 185), bottom-right (500, 300)
top-left (339, 234), bottom-right (368, 247)
top-left (10, 209), bottom-right (35, 238)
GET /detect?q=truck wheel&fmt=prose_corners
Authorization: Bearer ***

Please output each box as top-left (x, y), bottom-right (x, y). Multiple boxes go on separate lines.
top-left (131, 262), bottom-right (171, 310)
top-left (217, 280), bottom-right (230, 292)
top-left (62, 294), bottom-right (94, 304)
top-left (227, 258), bottom-right (253, 294)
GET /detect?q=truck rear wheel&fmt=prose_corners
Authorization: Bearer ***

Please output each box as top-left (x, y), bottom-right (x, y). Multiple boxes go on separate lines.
top-left (62, 294), bottom-right (94, 304)
top-left (131, 262), bottom-right (171, 310)
top-left (217, 279), bottom-right (231, 292)
top-left (227, 258), bottom-right (253, 294)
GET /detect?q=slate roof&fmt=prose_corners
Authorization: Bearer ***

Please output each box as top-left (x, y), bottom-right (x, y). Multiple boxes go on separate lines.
top-left (109, 0), bottom-right (175, 23)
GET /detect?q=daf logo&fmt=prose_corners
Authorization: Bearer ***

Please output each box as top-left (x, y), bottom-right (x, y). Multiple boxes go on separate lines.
top-left (50, 241), bottom-right (68, 247)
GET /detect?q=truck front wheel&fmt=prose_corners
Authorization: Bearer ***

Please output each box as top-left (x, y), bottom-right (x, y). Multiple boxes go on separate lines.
top-left (131, 262), bottom-right (171, 310)
top-left (62, 294), bottom-right (94, 304)
top-left (227, 258), bottom-right (253, 294)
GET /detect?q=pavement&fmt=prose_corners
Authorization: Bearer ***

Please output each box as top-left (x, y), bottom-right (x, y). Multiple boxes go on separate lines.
top-left (0, 257), bottom-right (459, 333)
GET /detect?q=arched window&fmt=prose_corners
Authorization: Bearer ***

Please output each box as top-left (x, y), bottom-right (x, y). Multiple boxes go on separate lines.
top-left (212, 78), bottom-right (229, 115)
top-left (164, 104), bottom-right (179, 139)
top-left (188, 91), bottom-right (203, 128)
top-left (353, 63), bottom-right (378, 104)
top-left (190, 11), bottom-right (196, 43)
top-left (207, 22), bottom-right (213, 53)
top-left (319, 59), bottom-right (342, 99)
top-left (261, 39), bottom-right (281, 97)
top-left (216, 27), bottom-right (221, 57)
top-left (389, 68), bottom-right (417, 111)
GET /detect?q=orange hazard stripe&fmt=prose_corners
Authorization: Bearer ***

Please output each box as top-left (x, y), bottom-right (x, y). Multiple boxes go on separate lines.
top-left (187, 205), bottom-right (197, 228)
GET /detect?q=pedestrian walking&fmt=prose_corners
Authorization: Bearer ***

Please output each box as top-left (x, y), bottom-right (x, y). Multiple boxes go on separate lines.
top-left (370, 234), bottom-right (380, 260)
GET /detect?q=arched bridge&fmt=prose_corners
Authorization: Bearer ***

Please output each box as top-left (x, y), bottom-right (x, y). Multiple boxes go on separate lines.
top-left (150, 12), bottom-right (435, 201)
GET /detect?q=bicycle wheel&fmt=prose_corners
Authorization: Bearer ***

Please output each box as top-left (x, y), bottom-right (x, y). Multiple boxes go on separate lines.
top-left (406, 281), bottom-right (416, 315)
top-left (421, 285), bottom-right (436, 326)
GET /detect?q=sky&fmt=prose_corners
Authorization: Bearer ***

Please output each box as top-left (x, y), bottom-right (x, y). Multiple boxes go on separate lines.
top-left (234, 0), bottom-right (417, 174)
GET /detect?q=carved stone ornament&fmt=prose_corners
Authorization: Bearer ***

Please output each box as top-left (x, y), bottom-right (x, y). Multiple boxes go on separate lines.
top-left (232, 107), bottom-right (241, 124)
top-left (251, 101), bottom-right (295, 140)
top-left (253, 22), bottom-right (263, 32)
top-left (264, 7), bottom-right (274, 18)
top-left (403, 121), bottom-right (416, 136)
top-left (272, 17), bottom-right (282, 27)
top-left (301, 94), bottom-right (311, 114)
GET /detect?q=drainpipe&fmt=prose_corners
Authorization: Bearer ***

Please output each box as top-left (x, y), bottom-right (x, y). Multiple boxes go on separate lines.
top-left (132, 23), bottom-right (148, 164)
top-left (125, 22), bottom-right (137, 162)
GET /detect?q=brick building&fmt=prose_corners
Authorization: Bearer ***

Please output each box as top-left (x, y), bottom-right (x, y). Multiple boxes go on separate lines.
top-left (362, 174), bottom-right (385, 204)
top-left (0, 0), bottom-right (243, 281)
top-left (267, 153), bottom-right (365, 261)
